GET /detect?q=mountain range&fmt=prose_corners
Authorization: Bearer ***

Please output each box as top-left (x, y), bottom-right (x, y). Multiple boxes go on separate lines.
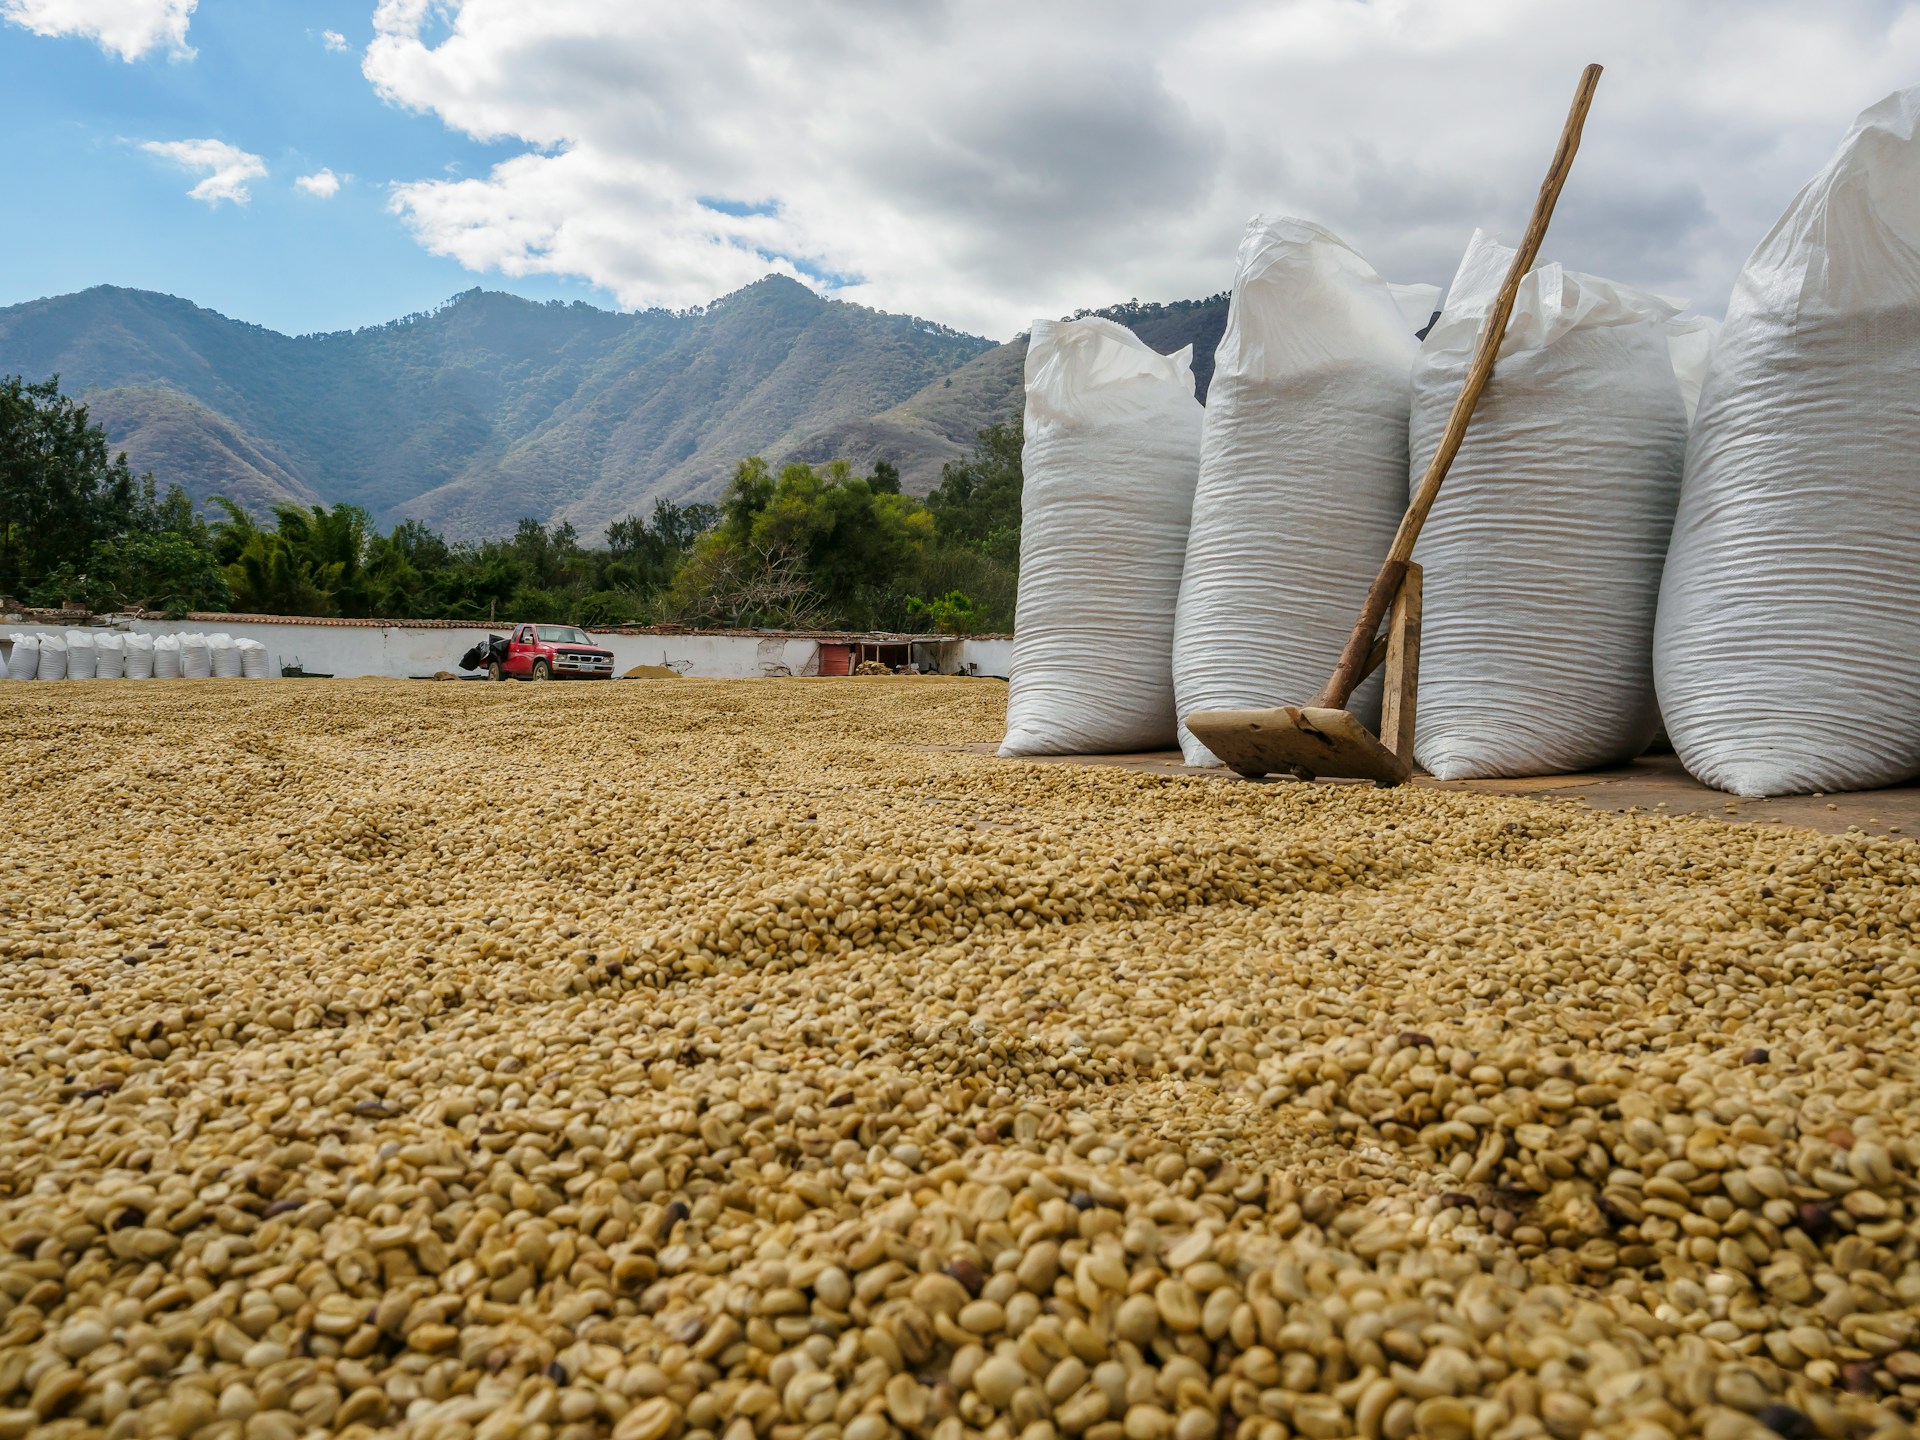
top-left (0, 277), bottom-right (1228, 541)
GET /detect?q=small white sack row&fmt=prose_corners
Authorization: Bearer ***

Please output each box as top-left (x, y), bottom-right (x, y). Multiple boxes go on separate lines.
top-left (4, 631), bottom-right (267, 680)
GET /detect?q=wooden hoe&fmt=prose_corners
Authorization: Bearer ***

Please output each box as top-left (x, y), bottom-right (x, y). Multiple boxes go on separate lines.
top-left (1185, 63), bottom-right (1605, 786)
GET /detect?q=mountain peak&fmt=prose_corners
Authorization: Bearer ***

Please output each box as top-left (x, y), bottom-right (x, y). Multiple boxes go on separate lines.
top-left (706, 273), bottom-right (828, 314)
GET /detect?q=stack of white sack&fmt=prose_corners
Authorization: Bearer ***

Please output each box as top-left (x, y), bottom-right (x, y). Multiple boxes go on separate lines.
top-left (1408, 231), bottom-right (1693, 780)
top-left (9, 635), bottom-right (39, 680)
top-left (209, 632), bottom-right (242, 678)
top-left (65, 630), bottom-right (97, 680)
top-left (36, 633), bottom-right (67, 680)
top-left (179, 632), bottom-right (212, 679)
top-left (1000, 318), bottom-right (1204, 756)
top-left (1655, 86), bottom-right (1920, 796)
top-left (1173, 216), bottom-right (1424, 765)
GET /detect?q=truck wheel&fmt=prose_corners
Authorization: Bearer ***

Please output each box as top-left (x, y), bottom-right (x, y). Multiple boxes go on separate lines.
top-left (487, 661), bottom-right (504, 682)
top-left (532, 660), bottom-right (552, 682)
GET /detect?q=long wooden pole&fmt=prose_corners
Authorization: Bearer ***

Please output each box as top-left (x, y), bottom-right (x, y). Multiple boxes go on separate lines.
top-left (1314, 62), bottom-right (1603, 711)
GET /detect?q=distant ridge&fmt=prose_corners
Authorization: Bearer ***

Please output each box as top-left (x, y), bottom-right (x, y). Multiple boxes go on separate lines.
top-left (0, 278), bottom-right (1228, 540)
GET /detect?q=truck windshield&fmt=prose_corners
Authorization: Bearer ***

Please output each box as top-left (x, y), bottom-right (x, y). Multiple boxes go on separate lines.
top-left (535, 626), bottom-right (592, 645)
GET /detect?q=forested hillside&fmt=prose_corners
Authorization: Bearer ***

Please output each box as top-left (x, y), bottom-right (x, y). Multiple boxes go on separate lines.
top-left (0, 281), bottom-right (1231, 541)
top-left (0, 279), bottom-right (991, 540)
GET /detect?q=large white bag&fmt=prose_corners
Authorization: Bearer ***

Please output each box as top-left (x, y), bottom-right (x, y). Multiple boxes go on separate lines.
top-left (1173, 217), bottom-right (1419, 764)
top-left (208, 632), bottom-right (242, 678)
top-left (178, 632), bottom-right (211, 679)
top-left (36, 633), bottom-right (67, 681)
top-left (1001, 317), bottom-right (1203, 756)
top-left (94, 631), bottom-right (125, 679)
top-left (1666, 317), bottom-right (1719, 423)
top-left (65, 630), bottom-right (97, 680)
top-left (3, 636), bottom-right (30, 681)
top-left (1409, 232), bottom-right (1689, 780)
top-left (125, 633), bottom-right (155, 680)
top-left (152, 634), bottom-right (182, 679)
top-left (1655, 87), bottom-right (1920, 796)
top-left (236, 638), bottom-right (270, 679)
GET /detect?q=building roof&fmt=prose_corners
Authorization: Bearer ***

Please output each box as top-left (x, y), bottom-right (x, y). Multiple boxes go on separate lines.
top-left (179, 613), bottom-right (1009, 642)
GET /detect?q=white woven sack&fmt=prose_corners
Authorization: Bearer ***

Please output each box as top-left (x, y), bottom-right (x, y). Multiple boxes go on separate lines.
top-left (36, 633), bottom-right (67, 681)
top-left (1389, 282), bottom-right (1443, 336)
top-left (1655, 87), bottom-right (1920, 796)
top-left (178, 632), bottom-right (211, 679)
top-left (208, 632), bottom-right (242, 678)
top-left (65, 630), bottom-right (97, 680)
top-left (1174, 216), bottom-right (1419, 765)
top-left (95, 631), bottom-right (125, 679)
top-left (1667, 317), bottom-right (1719, 423)
top-left (0, 647), bottom-right (7, 680)
top-left (1001, 317), bottom-right (1203, 756)
top-left (1409, 231), bottom-right (1688, 780)
top-left (236, 638), bottom-right (270, 678)
top-left (4, 636), bottom-right (31, 681)
top-left (152, 634), bottom-right (182, 679)
top-left (125, 633), bottom-right (154, 680)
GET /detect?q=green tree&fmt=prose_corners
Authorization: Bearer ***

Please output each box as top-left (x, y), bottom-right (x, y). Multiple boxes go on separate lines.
top-left (0, 374), bottom-right (146, 598)
top-left (926, 416), bottom-right (1022, 562)
top-left (606, 498), bottom-right (718, 594)
top-left (68, 480), bottom-right (231, 615)
top-left (908, 416), bottom-right (1024, 630)
top-left (907, 589), bottom-right (983, 635)
top-left (700, 456), bottom-right (936, 629)
top-left (212, 500), bottom-right (373, 617)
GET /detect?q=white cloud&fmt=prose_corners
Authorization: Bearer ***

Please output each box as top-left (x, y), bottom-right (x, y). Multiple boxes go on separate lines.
top-left (321, 28), bottom-right (348, 52)
top-left (140, 138), bottom-right (267, 205)
top-left (296, 168), bottom-right (344, 197)
top-left (1, 0), bottom-right (194, 60)
top-left (364, 0), bottom-right (1920, 337)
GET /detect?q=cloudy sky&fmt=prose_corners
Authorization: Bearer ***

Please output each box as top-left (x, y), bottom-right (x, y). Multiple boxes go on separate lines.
top-left (3, 0), bottom-right (1919, 338)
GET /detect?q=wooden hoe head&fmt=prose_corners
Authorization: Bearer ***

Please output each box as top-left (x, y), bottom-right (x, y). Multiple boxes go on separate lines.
top-left (1182, 62), bottom-right (1604, 787)
top-left (1185, 705), bottom-right (1411, 786)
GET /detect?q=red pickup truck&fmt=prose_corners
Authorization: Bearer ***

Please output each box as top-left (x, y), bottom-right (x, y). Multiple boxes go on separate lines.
top-left (485, 624), bottom-right (615, 682)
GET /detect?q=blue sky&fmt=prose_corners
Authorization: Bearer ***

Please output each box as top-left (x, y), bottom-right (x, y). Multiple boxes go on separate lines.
top-left (0, 2), bottom-right (616, 335)
top-left (4, 3), bottom-right (1919, 340)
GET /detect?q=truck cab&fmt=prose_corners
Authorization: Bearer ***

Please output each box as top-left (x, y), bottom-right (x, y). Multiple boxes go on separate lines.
top-left (491, 624), bottom-right (615, 681)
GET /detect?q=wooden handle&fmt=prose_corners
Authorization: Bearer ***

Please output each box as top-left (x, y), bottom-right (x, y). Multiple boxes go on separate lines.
top-left (1315, 62), bottom-right (1602, 711)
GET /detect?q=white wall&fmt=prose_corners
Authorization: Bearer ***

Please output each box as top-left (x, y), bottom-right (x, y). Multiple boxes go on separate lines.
top-left (0, 620), bottom-right (1009, 681)
top-left (960, 637), bottom-right (1013, 678)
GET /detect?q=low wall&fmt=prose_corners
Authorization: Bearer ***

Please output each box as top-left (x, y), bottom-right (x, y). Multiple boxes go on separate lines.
top-left (0, 620), bottom-right (1009, 681)
top-left (962, 637), bottom-right (1013, 678)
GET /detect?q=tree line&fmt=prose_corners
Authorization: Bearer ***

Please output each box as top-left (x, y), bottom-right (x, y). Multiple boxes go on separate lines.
top-left (0, 373), bottom-right (1022, 633)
